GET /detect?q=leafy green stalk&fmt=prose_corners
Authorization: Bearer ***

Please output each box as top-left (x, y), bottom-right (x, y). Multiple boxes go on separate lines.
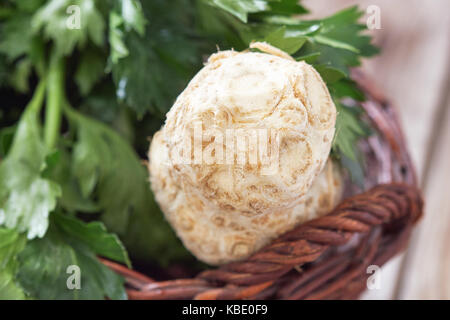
top-left (44, 54), bottom-right (64, 149)
top-left (0, 77), bottom-right (61, 239)
top-left (25, 77), bottom-right (47, 114)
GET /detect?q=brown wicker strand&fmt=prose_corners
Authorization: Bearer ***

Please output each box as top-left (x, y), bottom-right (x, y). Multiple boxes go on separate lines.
top-left (104, 183), bottom-right (423, 300)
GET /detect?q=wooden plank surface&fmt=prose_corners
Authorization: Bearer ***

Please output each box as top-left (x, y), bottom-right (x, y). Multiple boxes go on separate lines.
top-left (397, 87), bottom-right (450, 299)
top-left (304, 0), bottom-right (450, 299)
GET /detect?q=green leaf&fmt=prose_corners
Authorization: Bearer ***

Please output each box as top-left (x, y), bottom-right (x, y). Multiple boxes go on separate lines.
top-left (32, 0), bottom-right (105, 57)
top-left (75, 48), bottom-right (106, 96)
top-left (79, 82), bottom-right (135, 143)
top-left (109, 11), bottom-right (130, 64)
top-left (329, 79), bottom-right (365, 101)
top-left (206, 0), bottom-right (271, 23)
top-left (340, 154), bottom-right (365, 188)
top-left (0, 125), bottom-right (16, 158)
top-left (267, 0), bottom-right (308, 15)
top-left (264, 26), bottom-right (307, 54)
top-left (0, 98), bottom-right (61, 239)
top-left (44, 147), bottom-right (100, 214)
top-left (9, 0), bottom-right (46, 13)
top-left (108, 0), bottom-right (146, 64)
top-left (110, 0), bottom-right (202, 116)
top-left (299, 6), bottom-right (379, 74)
top-left (53, 212), bottom-right (130, 267)
top-left (197, 4), bottom-right (378, 76)
top-left (120, 0), bottom-right (146, 36)
top-left (314, 65), bottom-right (346, 84)
top-left (0, 14), bottom-right (33, 61)
top-left (333, 103), bottom-right (371, 160)
top-left (9, 58), bottom-right (32, 93)
top-left (0, 228), bottom-right (26, 300)
top-left (16, 218), bottom-right (127, 300)
top-left (295, 52), bottom-right (321, 63)
top-left (332, 103), bottom-right (371, 186)
top-left (66, 107), bottom-right (191, 264)
top-left (313, 35), bottom-right (360, 53)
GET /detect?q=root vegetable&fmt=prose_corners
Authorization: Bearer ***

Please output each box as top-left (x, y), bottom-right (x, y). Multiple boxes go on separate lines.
top-left (148, 43), bottom-right (343, 265)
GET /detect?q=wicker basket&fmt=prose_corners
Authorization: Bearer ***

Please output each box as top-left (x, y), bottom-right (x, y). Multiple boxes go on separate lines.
top-left (102, 71), bottom-right (424, 300)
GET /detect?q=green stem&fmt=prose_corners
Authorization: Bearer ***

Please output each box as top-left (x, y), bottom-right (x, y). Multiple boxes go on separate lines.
top-left (25, 78), bottom-right (47, 114)
top-left (44, 55), bottom-right (65, 149)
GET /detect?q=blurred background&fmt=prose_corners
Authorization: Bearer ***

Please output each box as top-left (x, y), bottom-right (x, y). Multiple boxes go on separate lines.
top-left (305, 0), bottom-right (450, 299)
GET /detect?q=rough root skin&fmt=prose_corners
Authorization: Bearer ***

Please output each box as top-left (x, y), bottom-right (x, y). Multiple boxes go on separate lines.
top-left (148, 43), bottom-right (341, 265)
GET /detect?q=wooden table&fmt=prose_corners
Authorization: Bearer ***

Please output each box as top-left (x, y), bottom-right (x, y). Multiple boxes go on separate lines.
top-left (304, 0), bottom-right (450, 299)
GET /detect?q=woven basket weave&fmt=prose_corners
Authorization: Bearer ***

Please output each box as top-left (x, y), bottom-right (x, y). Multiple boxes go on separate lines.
top-left (102, 71), bottom-right (424, 300)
